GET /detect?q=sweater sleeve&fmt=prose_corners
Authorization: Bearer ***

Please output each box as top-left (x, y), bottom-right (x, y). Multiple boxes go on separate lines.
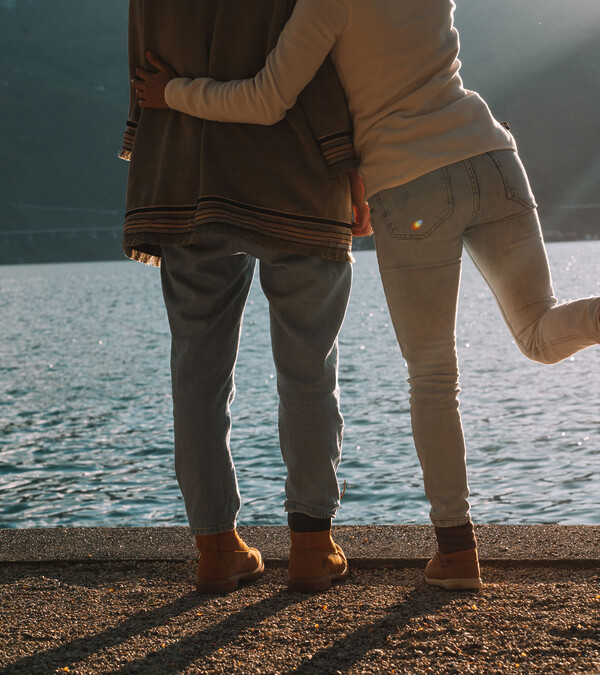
top-left (164, 0), bottom-right (349, 125)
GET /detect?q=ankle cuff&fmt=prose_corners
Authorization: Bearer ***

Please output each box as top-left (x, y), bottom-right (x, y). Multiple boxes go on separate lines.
top-left (434, 522), bottom-right (476, 554)
top-left (288, 512), bottom-right (331, 533)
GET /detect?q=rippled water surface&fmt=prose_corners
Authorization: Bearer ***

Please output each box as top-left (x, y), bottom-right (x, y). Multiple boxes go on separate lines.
top-left (1, 242), bottom-right (599, 528)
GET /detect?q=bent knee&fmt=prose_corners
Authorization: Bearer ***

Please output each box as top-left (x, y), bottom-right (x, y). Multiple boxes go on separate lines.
top-left (517, 340), bottom-right (568, 365)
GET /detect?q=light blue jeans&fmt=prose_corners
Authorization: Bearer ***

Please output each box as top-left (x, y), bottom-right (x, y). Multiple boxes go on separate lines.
top-left (160, 235), bottom-right (352, 534)
top-left (370, 150), bottom-right (600, 527)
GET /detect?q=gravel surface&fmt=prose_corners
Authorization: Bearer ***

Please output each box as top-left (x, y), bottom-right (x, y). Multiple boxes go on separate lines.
top-left (1, 562), bottom-right (599, 674)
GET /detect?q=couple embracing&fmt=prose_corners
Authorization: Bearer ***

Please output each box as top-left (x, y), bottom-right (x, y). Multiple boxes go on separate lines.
top-left (122, 0), bottom-right (600, 594)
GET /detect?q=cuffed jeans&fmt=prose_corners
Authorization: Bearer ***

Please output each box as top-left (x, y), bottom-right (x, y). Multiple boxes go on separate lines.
top-left (370, 150), bottom-right (600, 527)
top-left (160, 235), bottom-right (352, 534)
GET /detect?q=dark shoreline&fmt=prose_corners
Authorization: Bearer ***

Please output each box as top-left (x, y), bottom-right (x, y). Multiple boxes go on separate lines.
top-left (0, 232), bottom-right (598, 267)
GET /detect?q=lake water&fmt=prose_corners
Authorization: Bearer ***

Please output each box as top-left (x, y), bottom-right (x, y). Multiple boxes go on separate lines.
top-left (1, 242), bottom-right (599, 529)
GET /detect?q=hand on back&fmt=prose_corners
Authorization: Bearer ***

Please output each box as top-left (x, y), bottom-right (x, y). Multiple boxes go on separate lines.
top-left (133, 51), bottom-right (177, 109)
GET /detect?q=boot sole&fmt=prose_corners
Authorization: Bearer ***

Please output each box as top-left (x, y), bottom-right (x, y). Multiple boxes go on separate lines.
top-left (288, 564), bottom-right (350, 593)
top-left (426, 576), bottom-right (482, 591)
top-left (196, 561), bottom-right (265, 594)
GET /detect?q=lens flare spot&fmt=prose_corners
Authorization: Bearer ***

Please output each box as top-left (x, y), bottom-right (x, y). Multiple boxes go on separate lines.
top-left (411, 219), bottom-right (424, 231)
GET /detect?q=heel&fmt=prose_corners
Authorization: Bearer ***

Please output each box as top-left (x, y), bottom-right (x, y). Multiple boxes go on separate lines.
top-left (196, 561), bottom-right (265, 594)
top-left (288, 565), bottom-right (349, 593)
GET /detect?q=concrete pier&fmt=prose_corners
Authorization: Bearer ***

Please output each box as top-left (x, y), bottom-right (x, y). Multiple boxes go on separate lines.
top-left (1, 526), bottom-right (599, 674)
top-left (2, 524), bottom-right (599, 567)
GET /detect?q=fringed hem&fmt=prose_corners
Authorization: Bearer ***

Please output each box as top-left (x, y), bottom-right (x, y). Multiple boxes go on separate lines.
top-left (124, 246), bottom-right (162, 267)
top-left (123, 223), bottom-right (355, 268)
top-left (119, 120), bottom-right (137, 162)
top-left (123, 196), bottom-right (353, 261)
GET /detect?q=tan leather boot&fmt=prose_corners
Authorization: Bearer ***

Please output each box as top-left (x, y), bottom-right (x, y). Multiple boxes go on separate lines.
top-left (195, 529), bottom-right (264, 594)
top-left (425, 547), bottom-right (482, 590)
top-left (288, 530), bottom-right (349, 593)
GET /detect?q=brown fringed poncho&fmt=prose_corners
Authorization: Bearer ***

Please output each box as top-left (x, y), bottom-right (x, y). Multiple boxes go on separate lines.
top-left (119, 0), bottom-right (358, 266)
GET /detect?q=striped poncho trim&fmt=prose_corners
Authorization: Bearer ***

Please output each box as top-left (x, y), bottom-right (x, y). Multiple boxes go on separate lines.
top-left (120, 122), bottom-right (356, 266)
top-left (123, 195), bottom-right (354, 267)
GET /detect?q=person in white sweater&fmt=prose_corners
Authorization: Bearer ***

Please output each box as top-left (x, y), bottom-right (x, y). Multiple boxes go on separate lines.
top-left (135, 0), bottom-right (600, 590)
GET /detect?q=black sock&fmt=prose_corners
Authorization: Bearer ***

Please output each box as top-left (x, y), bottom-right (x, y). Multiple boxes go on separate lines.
top-left (288, 512), bottom-right (331, 533)
top-left (434, 522), bottom-right (476, 554)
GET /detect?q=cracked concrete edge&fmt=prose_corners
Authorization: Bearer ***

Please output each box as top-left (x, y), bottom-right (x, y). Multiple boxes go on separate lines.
top-left (0, 525), bottom-right (599, 568)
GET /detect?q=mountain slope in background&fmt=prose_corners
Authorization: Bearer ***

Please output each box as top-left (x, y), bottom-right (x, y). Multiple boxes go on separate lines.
top-left (456, 0), bottom-right (600, 240)
top-left (0, 0), bottom-right (598, 263)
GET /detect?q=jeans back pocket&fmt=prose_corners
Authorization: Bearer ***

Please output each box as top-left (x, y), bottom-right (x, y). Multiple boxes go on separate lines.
top-left (488, 150), bottom-right (538, 211)
top-left (373, 166), bottom-right (454, 239)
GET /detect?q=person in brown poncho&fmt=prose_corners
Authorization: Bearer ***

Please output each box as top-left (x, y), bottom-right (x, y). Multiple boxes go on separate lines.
top-left (122, 0), bottom-right (370, 593)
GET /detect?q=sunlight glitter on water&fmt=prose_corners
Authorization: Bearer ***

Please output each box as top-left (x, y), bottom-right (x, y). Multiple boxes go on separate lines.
top-left (0, 242), bottom-right (599, 528)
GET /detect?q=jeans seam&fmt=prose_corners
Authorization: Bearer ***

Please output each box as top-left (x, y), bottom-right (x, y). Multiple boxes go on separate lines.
top-left (464, 158), bottom-right (480, 225)
top-left (377, 193), bottom-right (392, 238)
top-left (488, 150), bottom-right (538, 210)
top-left (474, 208), bottom-right (538, 228)
top-left (533, 333), bottom-right (594, 350)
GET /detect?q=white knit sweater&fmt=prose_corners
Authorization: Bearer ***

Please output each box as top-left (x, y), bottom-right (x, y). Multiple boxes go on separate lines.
top-left (165, 0), bottom-right (516, 199)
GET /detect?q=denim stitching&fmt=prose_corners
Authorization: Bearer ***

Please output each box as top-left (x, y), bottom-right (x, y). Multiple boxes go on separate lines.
top-left (374, 193), bottom-right (391, 236)
top-left (488, 151), bottom-right (537, 210)
top-left (464, 158), bottom-right (480, 225)
top-left (475, 208), bottom-right (540, 228)
top-left (533, 333), bottom-right (594, 349)
top-left (284, 501), bottom-right (337, 519)
top-left (191, 522), bottom-right (237, 535)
